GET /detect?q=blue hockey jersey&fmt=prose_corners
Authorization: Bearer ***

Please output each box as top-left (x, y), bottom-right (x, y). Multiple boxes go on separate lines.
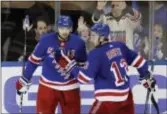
top-left (23, 32), bottom-right (87, 90)
top-left (71, 41), bottom-right (149, 102)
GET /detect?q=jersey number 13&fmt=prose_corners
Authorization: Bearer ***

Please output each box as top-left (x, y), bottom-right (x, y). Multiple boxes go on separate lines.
top-left (110, 59), bottom-right (129, 86)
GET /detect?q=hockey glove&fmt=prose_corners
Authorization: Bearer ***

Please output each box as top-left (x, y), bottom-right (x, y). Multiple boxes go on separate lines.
top-left (16, 77), bottom-right (31, 95)
top-left (54, 49), bottom-right (77, 74)
top-left (140, 73), bottom-right (156, 91)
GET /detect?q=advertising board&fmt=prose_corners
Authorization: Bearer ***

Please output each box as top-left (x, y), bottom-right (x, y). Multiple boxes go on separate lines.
top-left (1, 62), bottom-right (167, 114)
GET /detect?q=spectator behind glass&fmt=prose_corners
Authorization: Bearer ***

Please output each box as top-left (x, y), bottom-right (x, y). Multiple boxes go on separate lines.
top-left (154, 2), bottom-right (167, 60)
top-left (154, 2), bottom-right (167, 30)
top-left (143, 24), bottom-right (166, 60)
top-left (77, 16), bottom-right (90, 42)
top-left (7, 16), bottom-right (50, 61)
top-left (26, 2), bottom-right (55, 25)
top-left (139, 2), bottom-right (167, 60)
top-left (33, 16), bottom-right (49, 41)
top-left (25, 2), bottom-right (55, 32)
top-left (92, 1), bottom-right (142, 50)
top-left (77, 16), bottom-right (96, 52)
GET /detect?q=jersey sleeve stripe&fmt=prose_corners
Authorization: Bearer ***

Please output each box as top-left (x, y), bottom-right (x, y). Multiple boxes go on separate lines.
top-left (28, 56), bottom-right (41, 65)
top-left (137, 59), bottom-right (146, 68)
top-left (131, 55), bottom-right (145, 68)
top-left (79, 71), bottom-right (92, 80)
top-left (131, 55), bottom-right (140, 66)
top-left (77, 77), bottom-right (87, 84)
top-left (77, 71), bottom-right (92, 84)
top-left (78, 74), bottom-right (90, 84)
top-left (31, 54), bottom-right (42, 60)
top-left (133, 57), bottom-right (143, 67)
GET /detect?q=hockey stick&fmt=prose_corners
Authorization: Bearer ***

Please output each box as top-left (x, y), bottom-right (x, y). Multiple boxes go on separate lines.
top-left (144, 88), bottom-right (150, 114)
top-left (144, 60), bottom-right (154, 114)
top-left (19, 15), bottom-right (30, 114)
top-left (19, 94), bottom-right (23, 113)
top-left (151, 93), bottom-right (160, 114)
top-left (144, 60), bottom-right (160, 114)
top-left (150, 60), bottom-right (160, 114)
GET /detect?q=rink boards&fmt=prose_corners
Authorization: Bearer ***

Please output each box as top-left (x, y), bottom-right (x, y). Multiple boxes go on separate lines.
top-left (1, 61), bottom-right (167, 114)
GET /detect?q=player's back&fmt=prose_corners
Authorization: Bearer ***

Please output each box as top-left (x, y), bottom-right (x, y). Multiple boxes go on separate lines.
top-left (91, 41), bottom-right (130, 101)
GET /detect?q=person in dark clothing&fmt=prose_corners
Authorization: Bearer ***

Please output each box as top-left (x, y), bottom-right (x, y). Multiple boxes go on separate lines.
top-left (25, 2), bottom-right (55, 25)
top-left (7, 16), bottom-right (50, 61)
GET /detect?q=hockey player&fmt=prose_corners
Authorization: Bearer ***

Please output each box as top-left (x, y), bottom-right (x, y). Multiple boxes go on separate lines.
top-left (54, 23), bottom-right (156, 114)
top-left (16, 15), bottom-right (87, 114)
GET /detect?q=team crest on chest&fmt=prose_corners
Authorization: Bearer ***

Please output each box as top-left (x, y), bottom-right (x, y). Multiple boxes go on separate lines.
top-left (47, 47), bottom-right (55, 58)
top-left (47, 47), bottom-right (54, 54)
top-left (67, 49), bottom-right (76, 59)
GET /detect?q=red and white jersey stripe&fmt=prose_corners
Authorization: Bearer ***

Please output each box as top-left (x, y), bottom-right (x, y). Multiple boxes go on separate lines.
top-left (28, 54), bottom-right (42, 65)
top-left (39, 75), bottom-right (79, 91)
top-left (131, 55), bottom-right (146, 68)
top-left (95, 88), bottom-right (130, 102)
top-left (77, 71), bottom-right (92, 84)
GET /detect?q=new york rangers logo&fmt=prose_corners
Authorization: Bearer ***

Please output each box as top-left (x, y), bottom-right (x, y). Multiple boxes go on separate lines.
top-left (67, 49), bottom-right (76, 59)
top-left (47, 47), bottom-right (54, 54)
